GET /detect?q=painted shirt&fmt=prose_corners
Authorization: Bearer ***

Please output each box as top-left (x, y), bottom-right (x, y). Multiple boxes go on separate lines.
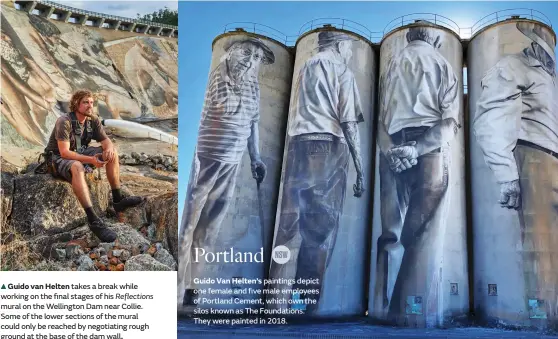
top-left (288, 49), bottom-right (364, 138)
top-left (196, 61), bottom-right (260, 164)
top-left (473, 46), bottom-right (558, 183)
top-left (380, 40), bottom-right (459, 135)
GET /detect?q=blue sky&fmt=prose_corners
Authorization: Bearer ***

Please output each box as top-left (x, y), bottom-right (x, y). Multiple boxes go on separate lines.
top-left (178, 1), bottom-right (558, 221)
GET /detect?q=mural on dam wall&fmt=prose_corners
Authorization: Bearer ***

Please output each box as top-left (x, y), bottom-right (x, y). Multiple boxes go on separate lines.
top-left (470, 21), bottom-right (558, 323)
top-left (371, 23), bottom-right (467, 326)
top-left (0, 6), bottom-right (178, 149)
top-left (177, 35), bottom-right (293, 309)
top-left (104, 36), bottom-right (178, 119)
top-left (267, 30), bottom-right (375, 316)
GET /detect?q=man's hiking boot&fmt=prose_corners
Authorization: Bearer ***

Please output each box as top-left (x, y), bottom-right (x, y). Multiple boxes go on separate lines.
top-left (114, 196), bottom-right (145, 213)
top-left (89, 219), bottom-right (117, 242)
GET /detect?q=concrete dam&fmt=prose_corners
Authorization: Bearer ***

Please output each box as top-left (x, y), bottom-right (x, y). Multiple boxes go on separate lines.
top-left (177, 10), bottom-right (558, 332)
top-left (1, 1), bottom-right (178, 153)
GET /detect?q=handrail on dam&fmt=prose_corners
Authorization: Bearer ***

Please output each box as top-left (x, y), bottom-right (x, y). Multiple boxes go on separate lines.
top-left (36, 0), bottom-right (178, 29)
top-left (13, 0), bottom-right (178, 37)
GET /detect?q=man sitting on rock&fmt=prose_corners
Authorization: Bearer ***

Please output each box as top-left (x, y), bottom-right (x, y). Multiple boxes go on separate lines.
top-left (41, 89), bottom-right (144, 242)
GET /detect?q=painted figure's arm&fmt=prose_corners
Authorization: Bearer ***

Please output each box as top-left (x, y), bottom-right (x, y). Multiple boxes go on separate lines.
top-left (377, 73), bottom-right (396, 156)
top-left (413, 118), bottom-right (460, 156)
top-left (473, 64), bottom-right (522, 183)
top-left (413, 67), bottom-right (461, 156)
top-left (248, 120), bottom-right (266, 183)
top-left (377, 121), bottom-right (395, 156)
top-left (473, 63), bottom-right (523, 209)
top-left (339, 69), bottom-right (365, 197)
top-left (341, 121), bottom-right (363, 177)
top-left (247, 121), bottom-right (261, 162)
top-left (341, 121), bottom-right (365, 197)
top-left (248, 85), bottom-right (266, 183)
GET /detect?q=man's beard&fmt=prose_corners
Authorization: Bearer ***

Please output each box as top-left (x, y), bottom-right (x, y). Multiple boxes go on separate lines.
top-left (81, 109), bottom-right (94, 117)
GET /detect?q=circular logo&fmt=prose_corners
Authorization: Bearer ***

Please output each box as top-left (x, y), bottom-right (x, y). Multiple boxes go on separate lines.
top-left (271, 245), bottom-right (291, 264)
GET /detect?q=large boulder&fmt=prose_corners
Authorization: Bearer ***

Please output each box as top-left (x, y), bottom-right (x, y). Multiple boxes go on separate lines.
top-left (125, 254), bottom-right (172, 271)
top-left (154, 247), bottom-right (177, 270)
top-left (10, 173), bottom-right (111, 236)
top-left (109, 223), bottom-right (151, 248)
top-left (1, 172), bottom-right (15, 234)
top-left (119, 174), bottom-right (175, 196)
top-left (1, 157), bottom-right (20, 235)
top-left (149, 192), bottom-right (178, 261)
top-left (116, 198), bottom-right (149, 229)
top-left (117, 192), bottom-right (178, 260)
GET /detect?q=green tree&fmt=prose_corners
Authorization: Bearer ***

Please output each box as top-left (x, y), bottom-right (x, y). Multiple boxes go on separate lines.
top-left (137, 7), bottom-right (178, 26)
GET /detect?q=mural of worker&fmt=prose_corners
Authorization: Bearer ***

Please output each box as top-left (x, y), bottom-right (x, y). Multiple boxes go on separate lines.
top-left (472, 22), bottom-right (558, 307)
top-left (268, 31), bottom-right (365, 314)
top-left (373, 24), bottom-right (460, 318)
top-left (177, 37), bottom-right (275, 303)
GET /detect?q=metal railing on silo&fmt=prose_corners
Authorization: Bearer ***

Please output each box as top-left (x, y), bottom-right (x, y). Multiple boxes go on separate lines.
top-left (382, 13), bottom-right (462, 38)
top-left (223, 22), bottom-right (297, 46)
top-left (297, 18), bottom-right (382, 44)
top-left (468, 8), bottom-right (553, 37)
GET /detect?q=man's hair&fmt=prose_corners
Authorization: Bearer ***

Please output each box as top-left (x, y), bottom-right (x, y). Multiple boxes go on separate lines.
top-left (406, 26), bottom-right (437, 46)
top-left (69, 89), bottom-right (94, 113)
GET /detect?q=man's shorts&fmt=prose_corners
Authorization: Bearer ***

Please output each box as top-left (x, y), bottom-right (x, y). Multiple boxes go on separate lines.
top-left (52, 147), bottom-right (103, 182)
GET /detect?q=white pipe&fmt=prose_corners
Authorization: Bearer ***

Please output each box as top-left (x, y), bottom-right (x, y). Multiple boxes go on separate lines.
top-left (102, 119), bottom-right (178, 146)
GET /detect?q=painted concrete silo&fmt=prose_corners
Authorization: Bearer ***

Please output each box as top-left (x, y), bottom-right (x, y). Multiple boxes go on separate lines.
top-left (266, 27), bottom-right (376, 317)
top-left (468, 18), bottom-right (557, 329)
top-left (368, 20), bottom-right (469, 327)
top-left (177, 30), bottom-right (294, 314)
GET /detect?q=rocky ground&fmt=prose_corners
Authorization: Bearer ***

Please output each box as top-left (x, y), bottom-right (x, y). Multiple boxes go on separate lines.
top-left (119, 152), bottom-right (177, 172)
top-left (0, 142), bottom-right (178, 271)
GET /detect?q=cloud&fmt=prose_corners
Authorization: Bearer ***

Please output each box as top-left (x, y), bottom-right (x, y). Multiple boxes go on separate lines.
top-left (106, 4), bottom-right (132, 11)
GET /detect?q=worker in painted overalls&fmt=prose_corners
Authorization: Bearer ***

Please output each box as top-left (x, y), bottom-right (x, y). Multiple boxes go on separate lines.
top-left (178, 37), bottom-right (275, 305)
top-left (374, 23), bottom-right (460, 318)
top-left (473, 21), bottom-right (558, 306)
